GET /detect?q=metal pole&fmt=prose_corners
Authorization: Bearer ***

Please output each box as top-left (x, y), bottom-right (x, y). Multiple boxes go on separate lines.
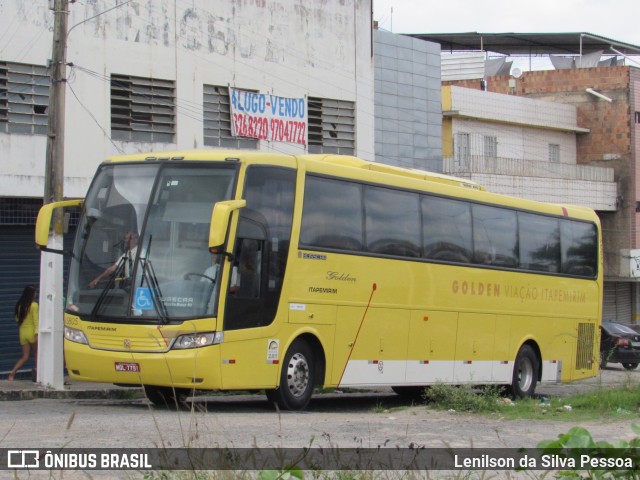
top-left (38, 0), bottom-right (68, 389)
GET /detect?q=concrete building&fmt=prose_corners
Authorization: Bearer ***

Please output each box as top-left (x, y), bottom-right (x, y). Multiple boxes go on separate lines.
top-left (419, 32), bottom-right (640, 322)
top-left (441, 85), bottom-right (616, 211)
top-left (373, 29), bottom-right (442, 171)
top-left (0, 0), bottom-right (375, 374)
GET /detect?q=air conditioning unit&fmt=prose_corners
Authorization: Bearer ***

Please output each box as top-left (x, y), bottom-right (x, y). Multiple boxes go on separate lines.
top-left (620, 249), bottom-right (640, 278)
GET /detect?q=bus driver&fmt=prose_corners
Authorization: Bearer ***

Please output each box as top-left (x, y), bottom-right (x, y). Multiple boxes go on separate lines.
top-left (89, 231), bottom-right (139, 288)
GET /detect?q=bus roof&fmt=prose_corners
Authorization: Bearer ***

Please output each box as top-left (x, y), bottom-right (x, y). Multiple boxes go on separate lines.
top-left (105, 150), bottom-right (483, 190)
top-left (102, 149), bottom-right (598, 223)
top-left (301, 154), bottom-right (485, 190)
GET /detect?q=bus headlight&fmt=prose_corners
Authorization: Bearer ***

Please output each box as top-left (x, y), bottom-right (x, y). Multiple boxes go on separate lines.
top-left (172, 331), bottom-right (223, 350)
top-left (64, 326), bottom-right (89, 345)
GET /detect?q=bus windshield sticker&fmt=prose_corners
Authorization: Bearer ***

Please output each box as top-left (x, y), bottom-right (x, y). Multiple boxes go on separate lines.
top-left (134, 288), bottom-right (154, 310)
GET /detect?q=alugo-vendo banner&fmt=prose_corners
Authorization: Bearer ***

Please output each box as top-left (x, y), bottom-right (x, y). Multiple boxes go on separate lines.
top-left (229, 88), bottom-right (307, 145)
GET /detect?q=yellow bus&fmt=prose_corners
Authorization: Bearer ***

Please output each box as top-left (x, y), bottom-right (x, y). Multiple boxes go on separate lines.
top-left (36, 150), bottom-right (602, 410)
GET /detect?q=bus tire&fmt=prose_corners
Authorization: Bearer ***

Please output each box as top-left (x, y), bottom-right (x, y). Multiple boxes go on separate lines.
top-left (144, 385), bottom-right (190, 410)
top-left (509, 345), bottom-right (538, 398)
top-left (266, 339), bottom-right (315, 411)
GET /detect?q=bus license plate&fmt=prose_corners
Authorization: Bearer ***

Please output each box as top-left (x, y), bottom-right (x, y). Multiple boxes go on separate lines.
top-left (115, 362), bottom-right (140, 373)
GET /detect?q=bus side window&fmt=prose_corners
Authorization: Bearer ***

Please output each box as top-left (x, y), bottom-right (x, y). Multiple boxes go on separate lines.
top-left (231, 238), bottom-right (262, 298)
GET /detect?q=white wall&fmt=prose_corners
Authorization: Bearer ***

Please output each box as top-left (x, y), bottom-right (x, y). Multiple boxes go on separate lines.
top-left (0, 0), bottom-right (374, 199)
top-left (451, 118), bottom-right (577, 164)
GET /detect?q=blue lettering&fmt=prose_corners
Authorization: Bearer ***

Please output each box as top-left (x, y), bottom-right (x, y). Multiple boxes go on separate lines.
top-left (231, 89), bottom-right (238, 110)
top-left (243, 92), bottom-right (251, 113)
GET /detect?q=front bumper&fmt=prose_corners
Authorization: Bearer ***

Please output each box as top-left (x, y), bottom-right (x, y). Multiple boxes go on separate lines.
top-left (64, 339), bottom-right (222, 389)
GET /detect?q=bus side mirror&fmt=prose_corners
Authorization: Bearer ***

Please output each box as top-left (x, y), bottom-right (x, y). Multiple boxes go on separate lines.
top-left (209, 199), bottom-right (246, 253)
top-left (35, 199), bottom-right (84, 250)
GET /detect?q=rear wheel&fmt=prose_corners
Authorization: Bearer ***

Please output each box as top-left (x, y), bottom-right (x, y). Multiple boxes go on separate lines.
top-left (622, 362), bottom-right (639, 370)
top-left (509, 345), bottom-right (538, 398)
top-left (266, 339), bottom-right (315, 411)
top-left (144, 385), bottom-right (191, 410)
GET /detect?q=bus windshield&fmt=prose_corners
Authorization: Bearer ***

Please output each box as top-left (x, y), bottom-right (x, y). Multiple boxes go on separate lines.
top-left (66, 163), bottom-right (237, 322)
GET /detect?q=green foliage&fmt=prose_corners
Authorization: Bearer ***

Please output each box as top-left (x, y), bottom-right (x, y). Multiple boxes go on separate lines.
top-left (422, 384), bottom-right (504, 413)
top-left (422, 379), bottom-right (640, 421)
top-left (258, 468), bottom-right (304, 480)
top-left (537, 424), bottom-right (640, 479)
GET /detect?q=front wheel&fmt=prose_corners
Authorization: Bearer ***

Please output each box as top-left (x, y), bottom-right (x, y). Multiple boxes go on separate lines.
top-left (266, 339), bottom-right (315, 411)
top-left (622, 362), bottom-right (639, 370)
top-left (508, 345), bottom-right (539, 398)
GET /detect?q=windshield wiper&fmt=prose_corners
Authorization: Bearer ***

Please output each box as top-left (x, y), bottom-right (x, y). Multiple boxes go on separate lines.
top-left (139, 235), bottom-right (170, 324)
top-left (90, 256), bottom-right (126, 320)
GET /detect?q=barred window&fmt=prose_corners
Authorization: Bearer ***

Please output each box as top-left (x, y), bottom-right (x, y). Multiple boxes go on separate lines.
top-left (203, 85), bottom-right (257, 149)
top-left (484, 135), bottom-right (497, 158)
top-left (0, 61), bottom-right (49, 135)
top-left (0, 198), bottom-right (80, 227)
top-left (111, 74), bottom-right (175, 143)
top-left (549, 143), bottom-right (560, 163)
top-left (454, 132), bottom-right (470, 164)
top-left (307, 97), bottom-right (355, 155)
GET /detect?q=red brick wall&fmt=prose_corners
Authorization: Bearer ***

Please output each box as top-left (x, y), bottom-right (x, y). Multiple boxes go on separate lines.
top-left (631, 68), bottom-right (640, 249)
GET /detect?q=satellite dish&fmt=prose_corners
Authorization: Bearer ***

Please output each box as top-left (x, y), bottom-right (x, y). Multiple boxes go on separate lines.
top-left (511, 67), bottom-right (522, 78)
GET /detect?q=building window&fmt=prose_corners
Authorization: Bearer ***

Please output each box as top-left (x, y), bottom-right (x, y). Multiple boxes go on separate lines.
top-left (484, 135), bottom-right (497, 158)
top-left (549, 143), bottom-right (560, 163)
top-left (308, 97), bottom-right (355, 155)
top-left (454, 132), bottom-right (470, 165)
top-left (635, 112), bottom-right (640, 124)
top-left (0, 61), bottom-right (49, 135)
top-left (203, 85), bottom-right (257, 149)
top-left (111, 74), bottom-right (175, 143)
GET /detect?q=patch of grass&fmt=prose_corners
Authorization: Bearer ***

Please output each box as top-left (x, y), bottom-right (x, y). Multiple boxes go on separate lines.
top-left (423, 380), bottom-right (640, 421)
top-left (423, 384), bottom-right (504, 413)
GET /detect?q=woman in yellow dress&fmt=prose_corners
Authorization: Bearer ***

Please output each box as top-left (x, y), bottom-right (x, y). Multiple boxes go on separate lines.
top-left (7, 285), bottom-right (38, 381)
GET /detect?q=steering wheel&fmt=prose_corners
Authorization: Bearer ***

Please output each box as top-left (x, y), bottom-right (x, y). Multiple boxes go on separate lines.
top-left (184, 272), bottom-right (215, 283)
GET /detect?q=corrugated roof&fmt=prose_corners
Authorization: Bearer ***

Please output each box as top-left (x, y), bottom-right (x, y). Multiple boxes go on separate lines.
top-left (408, 32), bottom-right (640, 56)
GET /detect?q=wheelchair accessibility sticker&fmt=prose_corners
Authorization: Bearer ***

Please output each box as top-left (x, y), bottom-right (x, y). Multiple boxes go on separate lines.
top-left (134, 288), bottom-right (153, 310)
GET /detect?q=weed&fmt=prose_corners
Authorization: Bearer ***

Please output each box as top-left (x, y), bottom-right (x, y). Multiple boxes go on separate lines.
top-left (423, 384), bottom-right (503, 413)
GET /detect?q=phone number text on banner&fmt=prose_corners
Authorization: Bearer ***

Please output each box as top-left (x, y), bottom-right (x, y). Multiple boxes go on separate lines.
top-left (229, 88), bottom-right (307, 145)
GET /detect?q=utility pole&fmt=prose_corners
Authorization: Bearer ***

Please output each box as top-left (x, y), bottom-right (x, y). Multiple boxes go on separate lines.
top-left (38, 0), bottom-right (69, 389)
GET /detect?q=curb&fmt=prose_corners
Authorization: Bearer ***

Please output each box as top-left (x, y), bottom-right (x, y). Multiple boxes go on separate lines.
top-left (0, 386), bottom-right (144, 401)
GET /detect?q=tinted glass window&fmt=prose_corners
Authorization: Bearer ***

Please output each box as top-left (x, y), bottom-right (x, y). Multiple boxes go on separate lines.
top-left (300, 176), bottom-right (363, 251)
top-left (561, 220), bottom-right (598, 277)
top-left (364, 186), bottom-right (420, 257)
top-left (519, 213), bottom-right (560, 273)
top-left (472, 205), bottom-right (518, 267)
top-left (422, 196), bottom-right (472, 263)
top-left (225, 166), bottom-right (295, 330)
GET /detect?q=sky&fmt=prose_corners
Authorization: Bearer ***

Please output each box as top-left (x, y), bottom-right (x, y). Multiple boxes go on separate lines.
top-left (373, 0), bottom-right (640, 49)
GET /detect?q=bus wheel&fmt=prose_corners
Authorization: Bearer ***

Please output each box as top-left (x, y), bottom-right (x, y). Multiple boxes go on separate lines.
top-left (509, 345), bottom-right (538, 398)
top-left (266, 339), bottom-right (315, 411)
top-left (144, 385), bottom-right (190, 410)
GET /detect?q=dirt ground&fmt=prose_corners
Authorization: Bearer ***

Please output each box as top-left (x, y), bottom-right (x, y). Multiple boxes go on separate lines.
top-left (0, 365), bottom-right (637, 479)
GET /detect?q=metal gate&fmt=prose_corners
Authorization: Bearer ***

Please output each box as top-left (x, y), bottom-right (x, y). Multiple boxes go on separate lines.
top-left (0, 225), bottom-right (76, 376)
top-left (0, 226), bottom-right (42, 375)
top-left (603, 281), bottom-right (632, 323)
